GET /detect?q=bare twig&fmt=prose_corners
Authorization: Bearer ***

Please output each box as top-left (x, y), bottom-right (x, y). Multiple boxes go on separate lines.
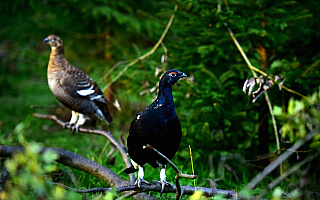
top-left (301, 59), bottom-right (320, 77)
top-left (32, 113), bottom-right (135, 184)
top-left (224, 23), bottom-right (257, 78)
top-left (102, 5), bottom-right (178, 91)
top-left (282, 85), bottom-right (309, 100)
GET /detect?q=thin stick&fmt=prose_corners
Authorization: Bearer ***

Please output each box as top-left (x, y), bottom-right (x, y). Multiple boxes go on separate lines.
top-left (32, 113), bottom-right (135, 184)
top-left (301, 59), bottom-right (320, 77)
top-left (102, 5), bottom-right (178, 91)
top-left (264, 91), bottom-right (282, 174)
top-left (282, 85), bottom-right (309, 100)
top-left (225, 24), bottom-right (257, 77)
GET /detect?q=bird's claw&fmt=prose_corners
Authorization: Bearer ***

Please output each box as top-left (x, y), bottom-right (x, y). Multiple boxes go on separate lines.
top-left (63, 122), bottom-right (79, 133)
top-left (154, 180), bottom-right (174, 196)
top-left (160, 180), bottom-right (166, 196)
top-left (72, 124), bottom-right (80, 133)
top-left (134, 178), bottom-right (151, 189)
top-left (63, 122), bottom-right (73, 129)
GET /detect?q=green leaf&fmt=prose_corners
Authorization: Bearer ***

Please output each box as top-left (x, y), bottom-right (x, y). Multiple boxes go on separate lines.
top-left (280, 22), bottom-right (288, 30)
top-left (42, 149), bottom-right (59, 163)
top-left (273, 106), bottom-right (282, 116)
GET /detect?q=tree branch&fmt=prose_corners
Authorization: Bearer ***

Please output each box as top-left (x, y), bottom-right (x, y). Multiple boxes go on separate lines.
top-left (0, 145), bottom-right (126, 187)
top-left (50, 180), bottom-right (267, 200)
top-left (0, 145), bottom-right (264, 199)
top-left (32, 113), bottom-right (135, 185)
top-left (0, 145), bottom-right (155, 200)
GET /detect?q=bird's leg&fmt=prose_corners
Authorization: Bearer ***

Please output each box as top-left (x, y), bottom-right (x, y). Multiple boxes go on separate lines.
top-left (160, 166), bottom-right (167, 196)
top-left (154, 165), bottom-right (174, 196)
top-left (134, 165), bottom-right (151, 189)
top-left (64, 111), bottom-right (78, 130)
top-left (74, 113), bottom-right (86, 132)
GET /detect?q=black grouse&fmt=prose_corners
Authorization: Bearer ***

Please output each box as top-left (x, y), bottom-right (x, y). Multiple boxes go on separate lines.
top-left (124, 69), bottom-right (187, 195)
top-left (44, 35), bottom-right (112, 131)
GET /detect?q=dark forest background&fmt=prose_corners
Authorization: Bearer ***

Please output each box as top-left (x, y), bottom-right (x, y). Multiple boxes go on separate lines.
top-left (1, 0), bottom-right (320, 199)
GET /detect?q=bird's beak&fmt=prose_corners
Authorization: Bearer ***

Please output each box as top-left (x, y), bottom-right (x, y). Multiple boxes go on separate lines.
top-left (43, 38), bottom-right (50, 43)
top-left (180, 72), bottom-right (187, 78)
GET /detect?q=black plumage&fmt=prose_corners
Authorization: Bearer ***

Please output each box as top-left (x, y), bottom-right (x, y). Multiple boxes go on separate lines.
top-left (124, 69), bottom-right (187, 194)
top-left (44, 35), bottom-right (112, 131)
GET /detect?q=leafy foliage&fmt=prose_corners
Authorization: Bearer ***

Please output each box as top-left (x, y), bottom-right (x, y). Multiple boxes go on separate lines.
top-left (2, 142), bottom-right (66, 199)
top-left (274, 90), bottom-right (320, 143)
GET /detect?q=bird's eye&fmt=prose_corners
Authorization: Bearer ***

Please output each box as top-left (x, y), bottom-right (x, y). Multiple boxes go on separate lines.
top-left (169, 72), bottom-right (177, 77)
top-left (52, 38), bottom-right (56, 41)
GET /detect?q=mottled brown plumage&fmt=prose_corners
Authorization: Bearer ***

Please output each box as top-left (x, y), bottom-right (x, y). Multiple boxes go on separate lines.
top-left (44, 35), bottom-right (112, 131)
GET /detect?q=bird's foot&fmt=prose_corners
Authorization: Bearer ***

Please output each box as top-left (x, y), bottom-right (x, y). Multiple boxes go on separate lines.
top-left (63, 122), bottom-right (74, 130)
top-left (72, 124), bottom-right (80, 133)
top-left (154, 180), bottom-right (174, 196)
top-left (63, 122), bottom-right (79, 133)
top-left (134, 178), bottom-right (151, 189)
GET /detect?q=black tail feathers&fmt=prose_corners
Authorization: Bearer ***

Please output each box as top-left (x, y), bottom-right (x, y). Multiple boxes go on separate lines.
top-left (124, 165), bottom-right (138, 174)
top-left (95, 101), bottom-right (113, 124)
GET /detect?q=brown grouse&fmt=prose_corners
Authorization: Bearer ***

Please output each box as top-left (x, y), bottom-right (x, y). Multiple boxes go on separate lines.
top-left (124, 69), bottom-right (187, 195)
top-left (44, 35), bottom-right (112, 131)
